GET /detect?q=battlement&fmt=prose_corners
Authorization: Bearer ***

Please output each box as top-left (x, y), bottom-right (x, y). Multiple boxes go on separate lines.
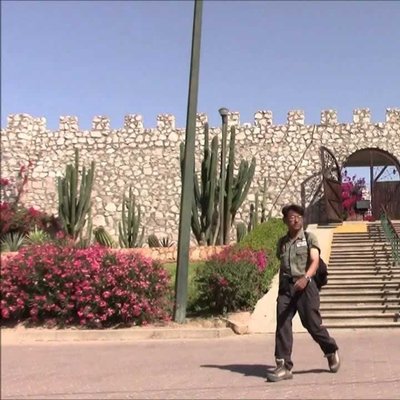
top-left (1, 107), bottom-right (398, 245)
top-left (3, 108), bottom-right (400, 132)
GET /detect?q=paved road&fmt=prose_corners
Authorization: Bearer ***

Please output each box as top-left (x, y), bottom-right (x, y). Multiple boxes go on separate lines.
top-left (1, 329), bottom-right (399, 399)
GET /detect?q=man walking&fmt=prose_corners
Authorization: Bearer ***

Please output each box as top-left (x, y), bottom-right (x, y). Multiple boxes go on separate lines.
top-left (266, 204), bottom-right (340, 382)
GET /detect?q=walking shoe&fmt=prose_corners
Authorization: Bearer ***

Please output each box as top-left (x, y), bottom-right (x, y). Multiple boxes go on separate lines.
top-left (266, 359), bottom-right (293, 382)
top-left (325, 350), bottom-right (340, 373)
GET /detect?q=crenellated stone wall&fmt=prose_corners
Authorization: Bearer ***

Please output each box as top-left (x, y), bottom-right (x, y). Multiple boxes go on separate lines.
top-left (1, 108), bottom-right (399, 243)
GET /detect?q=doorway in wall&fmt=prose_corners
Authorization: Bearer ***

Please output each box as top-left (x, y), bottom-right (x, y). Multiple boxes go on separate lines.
top-left (343, 148), bottom-right (400, 220)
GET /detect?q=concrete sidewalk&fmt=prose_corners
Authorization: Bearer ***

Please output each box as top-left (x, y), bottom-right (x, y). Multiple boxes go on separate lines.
top-left (1, 324), bottom-right (236, 344)
top-left (2, 329), bottom-right (399, 399)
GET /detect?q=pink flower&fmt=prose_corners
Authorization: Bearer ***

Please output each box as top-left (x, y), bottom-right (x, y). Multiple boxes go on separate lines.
top-left (218, 277), bottom-right (229, 287)
top-left (0, 178), bottom-right (10, 186)
top-left (1, 308), bottom-right (10, 319)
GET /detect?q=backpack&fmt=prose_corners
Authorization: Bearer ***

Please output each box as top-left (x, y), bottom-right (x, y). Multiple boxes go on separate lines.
top-left (304, 232), bottom-right (328, 290)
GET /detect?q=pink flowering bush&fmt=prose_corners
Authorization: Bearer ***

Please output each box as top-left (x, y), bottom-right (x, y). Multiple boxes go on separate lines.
top-left (193, 246), bottom-right (269, 314)
top-left (341, 171), bottom-right (367, 220)
top-left (1, 244), bottom-right (172, 328)
top-left (1, 163), bottom-right (62, 240)
top-left (0, 202), bottom-right (60, 239)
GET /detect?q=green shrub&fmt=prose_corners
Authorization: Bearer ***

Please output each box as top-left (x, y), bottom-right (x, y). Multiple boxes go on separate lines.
top-left (164, 261), bottom-right (204, 314)
top-left (238, 217), bottom-right (286, 252)
top-left (193, 246), bottom-right (269, 314)
top-left (237, 217), bottom-right (287, 290)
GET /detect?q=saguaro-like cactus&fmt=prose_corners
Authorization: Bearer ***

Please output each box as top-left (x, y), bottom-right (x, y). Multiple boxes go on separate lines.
top-left (223, 126), bottom-right (256, 244)
top-left (180, 123), bottom-right (256, 246)
top-left (57, 149), bottom-right (95, 240)
top-left (236, 221), bottom-right (247, 243)
top-left (77, 207), bottom-right (93, 248)
top-left (118, 186), bottom-right (145, 248)
top-left (180, 123), bottom-right (219, 245)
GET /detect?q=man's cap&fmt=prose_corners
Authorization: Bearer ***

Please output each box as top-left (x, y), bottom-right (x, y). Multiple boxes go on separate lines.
top-left (282, 204), bottom-right (305, 218)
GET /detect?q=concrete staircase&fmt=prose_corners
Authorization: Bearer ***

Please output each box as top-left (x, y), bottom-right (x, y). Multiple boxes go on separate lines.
top-left (320, 221), bottom-right (400, 328)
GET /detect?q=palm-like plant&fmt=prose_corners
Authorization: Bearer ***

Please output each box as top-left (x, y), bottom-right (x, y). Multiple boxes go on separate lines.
top-left (1, 232), bottom-right (26, 252)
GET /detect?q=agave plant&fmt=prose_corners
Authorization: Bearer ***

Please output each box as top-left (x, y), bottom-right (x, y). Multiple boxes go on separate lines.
top-left (26, 226), bottom-right (49, 246)
top-left (0, 232), bottom-right (26, 252)
top-left (160, 237), bottom-right (175, 248)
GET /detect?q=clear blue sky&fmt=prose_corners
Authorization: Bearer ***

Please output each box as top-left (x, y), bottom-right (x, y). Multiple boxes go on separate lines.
top-left (1, 0), bottom-right (399, 130)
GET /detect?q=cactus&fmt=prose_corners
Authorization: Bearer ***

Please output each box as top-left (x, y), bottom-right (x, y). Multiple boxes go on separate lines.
top-left (180, 123), bottom-right (255, 246)
top-left (236, 222), bottom-right (247, 243)
top-left (77, 206), bottom-right (93, 248)
top-left (57, 149), bottom-right (95, 240)
top-left (94, 226), bottom-right (115, 248)
top-left (248, 203), bottom-right (256, 233)
top-left (118, 186), bottom-right (145, 248)
top-left (260, 177), bottom-right (267, 223)
top-left (180, 123), bottom-right (219, 245)
top-left (248, 178), bottom-right (268, 233)
top-left (148, 233), bottom-right (161, 248)
top-left (222, 126), bottom-right (256, 244)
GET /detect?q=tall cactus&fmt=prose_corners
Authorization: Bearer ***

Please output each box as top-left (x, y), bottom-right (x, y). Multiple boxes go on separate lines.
top-left (236, 221), bottom-right (247, 243)
top-left (222, 126), bottom-right (256, 244)
top-left (179, 123), bottom-right (219, 245)
top-left (180, 123), bottom-right (256, 246)
top-left (57, 149), bottom-right (95, 240)
top-left (118, 186), bottom-right (145, 248)
top-left (78, 206), bottom-right (93, 248)
top-left (260, 177), bottom-right (267, 224)
top-left (248, 177), bottom-right (268, 233)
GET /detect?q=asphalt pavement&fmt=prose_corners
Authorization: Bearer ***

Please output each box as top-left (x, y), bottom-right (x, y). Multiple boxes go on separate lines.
top-left (1, 329), bottom-right (399, 399)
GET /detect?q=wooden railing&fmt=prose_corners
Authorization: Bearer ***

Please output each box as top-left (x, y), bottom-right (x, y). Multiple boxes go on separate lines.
top-left (380, 206), bottom-right (400, 266)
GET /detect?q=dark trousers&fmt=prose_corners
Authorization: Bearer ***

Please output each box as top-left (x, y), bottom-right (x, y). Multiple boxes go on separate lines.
top-left (275, 276), bottom-right (338, 370)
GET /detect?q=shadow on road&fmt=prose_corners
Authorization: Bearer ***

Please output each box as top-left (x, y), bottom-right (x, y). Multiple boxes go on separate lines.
top-left (294, 368), bottom-right (329, 375)
top-left (201, 364), bottom-right (274, 378)
top-left (201, 364), bottom-right (330, 379)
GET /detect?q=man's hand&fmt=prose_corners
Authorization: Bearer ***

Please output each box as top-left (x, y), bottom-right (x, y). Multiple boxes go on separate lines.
top-left (294, 276), bottom-right (309, 292)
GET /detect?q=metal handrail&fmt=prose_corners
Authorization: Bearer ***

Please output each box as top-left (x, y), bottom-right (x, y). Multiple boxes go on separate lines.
top-left (380, 206), bottom-right (400, 266)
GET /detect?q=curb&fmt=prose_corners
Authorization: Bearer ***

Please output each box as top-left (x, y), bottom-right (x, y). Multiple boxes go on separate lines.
top-left (1, 326), bottom-right (237, 344)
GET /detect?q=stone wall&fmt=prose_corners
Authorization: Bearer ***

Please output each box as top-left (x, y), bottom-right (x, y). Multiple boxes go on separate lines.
top-left (1, 108), bottom-right (399, 243)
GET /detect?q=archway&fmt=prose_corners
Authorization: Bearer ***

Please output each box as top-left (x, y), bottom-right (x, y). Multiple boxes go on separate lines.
top-left (343, 148), bottom-right (400, 219)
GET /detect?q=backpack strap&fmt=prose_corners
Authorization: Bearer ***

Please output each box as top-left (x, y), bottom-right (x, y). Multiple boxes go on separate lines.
top-left (304, 231), bottom-right (311, 267)
top-left (304, 231), bottom-right (310, 249)
top-left (277, 237), bottom-right (284, 259)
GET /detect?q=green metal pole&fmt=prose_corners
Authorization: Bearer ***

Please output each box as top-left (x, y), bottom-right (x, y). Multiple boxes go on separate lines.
top-left (174, 0), bottom-right (203, 323)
